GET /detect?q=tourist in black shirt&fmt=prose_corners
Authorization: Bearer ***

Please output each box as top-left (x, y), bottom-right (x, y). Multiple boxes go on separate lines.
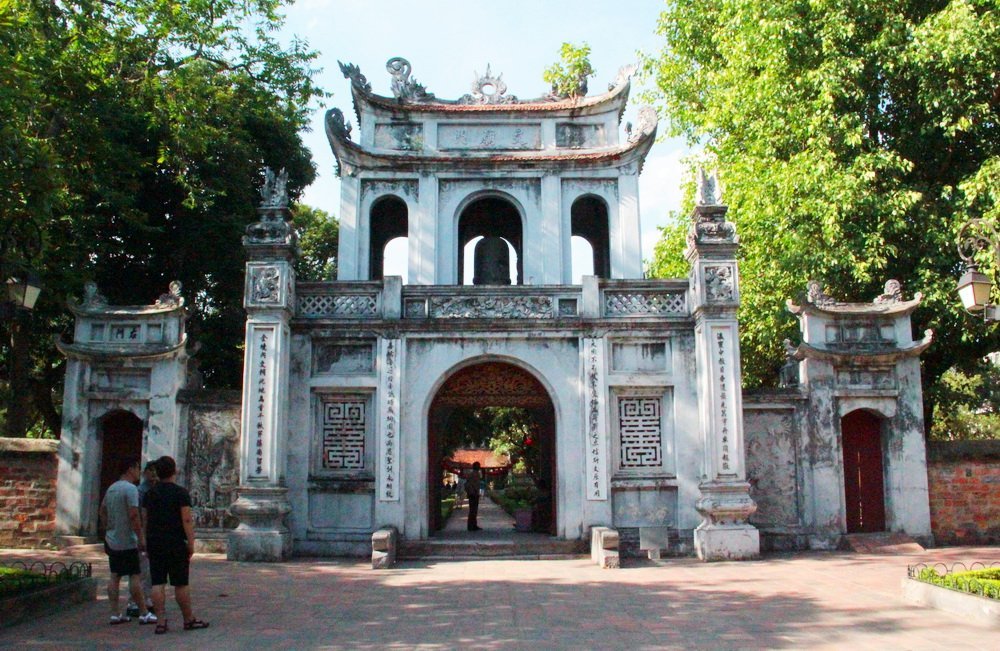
top-left (141, 455), bottom-right (209, 634)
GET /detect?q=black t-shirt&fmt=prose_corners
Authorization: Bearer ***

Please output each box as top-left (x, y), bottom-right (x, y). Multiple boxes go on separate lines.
top-left (143, 481), bottom-right (191, 552)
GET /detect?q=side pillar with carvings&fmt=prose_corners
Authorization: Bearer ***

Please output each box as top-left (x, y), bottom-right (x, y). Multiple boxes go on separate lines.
top-left (228, 168), bottom-right (296, 561)
top-left (686, 171), bottom-right (760, 561)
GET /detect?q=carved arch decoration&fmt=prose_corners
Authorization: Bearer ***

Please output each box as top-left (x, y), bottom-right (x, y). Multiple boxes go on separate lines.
top-left (432, 362), bottom-right (551, 408)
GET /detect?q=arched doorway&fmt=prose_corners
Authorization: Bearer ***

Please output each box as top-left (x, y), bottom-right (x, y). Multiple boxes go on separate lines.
top-left (841, 410), bottom-right (886, 533)
top-left (428, 361), bottom-right (556, 535)
top-left (97, 410), bottom-right (143, 531)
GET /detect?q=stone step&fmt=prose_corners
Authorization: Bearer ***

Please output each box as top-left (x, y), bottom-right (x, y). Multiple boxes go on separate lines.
top-left (399, 537), bottom-right (586, 560)
top-left (843, 532), bottom-right (925, 554)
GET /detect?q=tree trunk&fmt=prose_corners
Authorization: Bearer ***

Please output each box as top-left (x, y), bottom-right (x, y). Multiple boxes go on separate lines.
top-left (5, 312), bottom-right (31, 437)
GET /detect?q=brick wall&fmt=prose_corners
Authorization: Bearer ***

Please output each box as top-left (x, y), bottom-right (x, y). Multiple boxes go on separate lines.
top-left (0, 438), bottom-right (59, 548)
top-left (927, 440), bottom-right (1000, 546)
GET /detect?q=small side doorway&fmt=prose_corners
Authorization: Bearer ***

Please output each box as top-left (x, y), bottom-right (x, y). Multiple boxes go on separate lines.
top-left (97, 410), bottom-right (143, 532)
top-left (841, 410), bottom-right (886, 533)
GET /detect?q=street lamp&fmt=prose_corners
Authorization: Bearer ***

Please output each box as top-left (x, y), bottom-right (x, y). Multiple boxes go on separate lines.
top-left (1, 221), bottom-right (44, 439)
top-left (2, 271), bottom-right (43, 317)
top-left (956, 218), bottom-right (1000, 322)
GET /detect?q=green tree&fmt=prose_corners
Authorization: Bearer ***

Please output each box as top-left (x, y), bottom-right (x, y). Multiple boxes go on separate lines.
top-left (642, 1), bottom-right (1000, 426)
top-left (543, 42), bottom-right (595, 98)
top-left (294, 204), bottom-right (339, 282)
top-left (0, 0), bottom-right (323, 436)
top-left (929, 358), bottom-right (1000, 439)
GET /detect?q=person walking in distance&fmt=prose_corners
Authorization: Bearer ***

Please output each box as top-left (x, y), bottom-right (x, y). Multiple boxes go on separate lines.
top-left (466, 461), bottom-right (482, 531)
top-left (142, 456), bottom-right (208, 634)
top-left (99, 458), bottom-right (156, 625)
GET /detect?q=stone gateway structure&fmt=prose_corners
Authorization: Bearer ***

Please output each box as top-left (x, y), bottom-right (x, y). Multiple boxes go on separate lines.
top-left (52, 57), bottom-right (938, 561)
top-left (228, 57), bottom-right (759, 561)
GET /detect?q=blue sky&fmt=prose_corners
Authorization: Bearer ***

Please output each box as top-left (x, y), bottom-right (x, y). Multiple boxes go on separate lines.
top-left (281, 0), bottom-right (688, 272)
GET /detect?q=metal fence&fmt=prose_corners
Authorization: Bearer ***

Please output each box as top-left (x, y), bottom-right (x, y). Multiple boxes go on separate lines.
top-left (0, 560), bottom-right (92, 595)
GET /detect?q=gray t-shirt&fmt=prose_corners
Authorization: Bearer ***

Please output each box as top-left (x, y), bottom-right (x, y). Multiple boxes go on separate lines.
top-left (102, 479), bottom-right (139, 550)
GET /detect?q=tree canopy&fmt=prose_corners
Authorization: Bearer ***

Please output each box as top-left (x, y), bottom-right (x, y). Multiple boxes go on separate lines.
top-left (0, 0), bottom-right (325, 436)
top-left (643, 0), bottom-right (1000, 419)
top-left (543, 42), bottom-right (595, 98)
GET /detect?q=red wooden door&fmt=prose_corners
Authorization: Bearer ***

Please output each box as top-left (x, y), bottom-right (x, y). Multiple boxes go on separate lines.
top-left (841, 410), bottom-right (886, 533)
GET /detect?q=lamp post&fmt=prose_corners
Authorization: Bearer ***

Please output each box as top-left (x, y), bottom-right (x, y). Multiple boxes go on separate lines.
top-left (956, 218), bottom-right (1000, 322)
top-left (1, 222), bottom-right (44, 437)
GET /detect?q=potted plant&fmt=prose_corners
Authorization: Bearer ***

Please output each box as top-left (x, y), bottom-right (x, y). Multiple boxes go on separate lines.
top-left (502, 481), bottom-right (539, 532)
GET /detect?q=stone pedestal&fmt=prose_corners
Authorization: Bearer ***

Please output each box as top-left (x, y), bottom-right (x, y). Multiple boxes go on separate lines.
top-left (227, 486), bottom-right (292, 561)
top-left (694, 481), bottom-right (760, 561)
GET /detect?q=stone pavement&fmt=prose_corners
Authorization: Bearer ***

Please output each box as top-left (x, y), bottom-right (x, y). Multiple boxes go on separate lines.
top-left (443, 490), bottom-right (515, 534)
top-left (0, 544), bottom-right (996, 650)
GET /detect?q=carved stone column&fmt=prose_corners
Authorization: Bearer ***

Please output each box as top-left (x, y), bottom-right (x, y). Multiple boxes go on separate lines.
top-left (229, 168), bottom-right (296, 562)
top-left (686, 170), bottom-right (760, 561)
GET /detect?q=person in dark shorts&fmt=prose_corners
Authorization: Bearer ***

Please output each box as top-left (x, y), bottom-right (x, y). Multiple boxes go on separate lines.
top-left (465, 462), bottom-right (482, 531)
top-left (141, 455), bottom-right (208, 634)
top-left (99, 457), bottom-right (156, 625)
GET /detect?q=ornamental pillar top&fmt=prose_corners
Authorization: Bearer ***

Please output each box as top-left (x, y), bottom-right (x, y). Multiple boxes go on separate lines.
top-left (244, 167), bottom-right (296, 261)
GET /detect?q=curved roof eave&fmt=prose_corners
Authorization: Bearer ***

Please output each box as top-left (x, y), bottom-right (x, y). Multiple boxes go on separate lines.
top-left (325, 111), bottom-right (656, 177)
top-left (350, 77), bottom-right (632, 121)
top-left (56, 335), bottom-right (189, 362)
top-left (786, 295), bottom-right (923, 318)
top-left (791, 330), bottom-right (934, 363)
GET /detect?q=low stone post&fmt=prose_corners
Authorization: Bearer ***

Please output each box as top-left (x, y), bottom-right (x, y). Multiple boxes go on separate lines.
top-left (686, 170), bottom-right (760, 561)
top-left (228, 168), bottom-right (296, 562)
top-left (590, 526), bottom-right (620, 569)
top-left (371, 526), bottom-right (398, 569)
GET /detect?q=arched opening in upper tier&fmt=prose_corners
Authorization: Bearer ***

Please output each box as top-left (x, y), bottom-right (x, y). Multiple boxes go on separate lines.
top-left (571, 195), bottom-right (610, 279)
top-left (457, 196), bottom-right (523, 285)
top-left (369, 195), bottom-right (408, 281)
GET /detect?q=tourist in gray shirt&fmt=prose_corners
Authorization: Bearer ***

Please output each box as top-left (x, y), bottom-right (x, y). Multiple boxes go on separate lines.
top-left (99, 458), bottom-right (156, 625)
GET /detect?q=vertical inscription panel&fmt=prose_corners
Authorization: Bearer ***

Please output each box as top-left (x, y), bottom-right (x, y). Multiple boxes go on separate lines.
top-left (584, 338), bottom-right (609, 501)
top-left (710, 325), bottom-right (741, 478)
top-left (244, 325), bottom-right (276, 480)
top-left (378, 339), bottom-right (402, 501)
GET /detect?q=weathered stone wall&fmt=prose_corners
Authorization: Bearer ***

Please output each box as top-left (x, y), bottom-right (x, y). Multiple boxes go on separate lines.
top-left (927, 440), bottom-right (1000, 545)
top-left (0, 438), bottom-right (58, 548)
top-left (177, 389), bottom-right (242, 534)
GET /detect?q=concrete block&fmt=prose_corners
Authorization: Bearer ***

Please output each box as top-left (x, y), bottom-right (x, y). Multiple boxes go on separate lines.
top-left (372, 526), bottom-right (398, 569)
top-left (694, 524), bottom-right (760, 561)
top-left (590, 526), bottom-right (620, 569)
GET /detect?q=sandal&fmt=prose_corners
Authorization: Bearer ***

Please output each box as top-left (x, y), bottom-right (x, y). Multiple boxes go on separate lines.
top-left (183, 619), bottom-right (210, 631)
top-left (154, 620), bottom-right (168, 635)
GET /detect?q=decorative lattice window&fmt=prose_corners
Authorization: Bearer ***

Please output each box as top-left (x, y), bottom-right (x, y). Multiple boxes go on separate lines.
top-left (613, 388), bottom-right (674, 476)
top-left (319, 396), bottom-right (368, 471)
top-left (618, 397), bottom-right (662, 468)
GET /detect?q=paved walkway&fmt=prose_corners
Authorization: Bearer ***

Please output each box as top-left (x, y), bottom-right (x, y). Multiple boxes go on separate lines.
top-left (442, 490), bottom-right (515, 534)
top-left (0, 544), bottom-right (996, 649)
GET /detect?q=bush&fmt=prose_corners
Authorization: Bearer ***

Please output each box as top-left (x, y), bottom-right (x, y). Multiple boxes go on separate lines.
top-left (917, 567), bottom-right (1000, 600)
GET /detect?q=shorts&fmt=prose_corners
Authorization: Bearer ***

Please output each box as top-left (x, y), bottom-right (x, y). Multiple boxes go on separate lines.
top-left (105, 542), bottom-right (141, 577)
top-left (148, 546), bottom-right (190, 587)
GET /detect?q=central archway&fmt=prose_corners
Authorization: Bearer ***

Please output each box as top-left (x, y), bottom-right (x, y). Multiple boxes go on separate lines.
top-left (427, 361), bottom-right (556, 535)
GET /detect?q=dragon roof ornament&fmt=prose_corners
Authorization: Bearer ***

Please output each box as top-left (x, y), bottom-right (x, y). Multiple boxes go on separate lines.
top-left (386, 57), bottom-right (435, 102)
top-left (338, 61), bottom-right (371, 94)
